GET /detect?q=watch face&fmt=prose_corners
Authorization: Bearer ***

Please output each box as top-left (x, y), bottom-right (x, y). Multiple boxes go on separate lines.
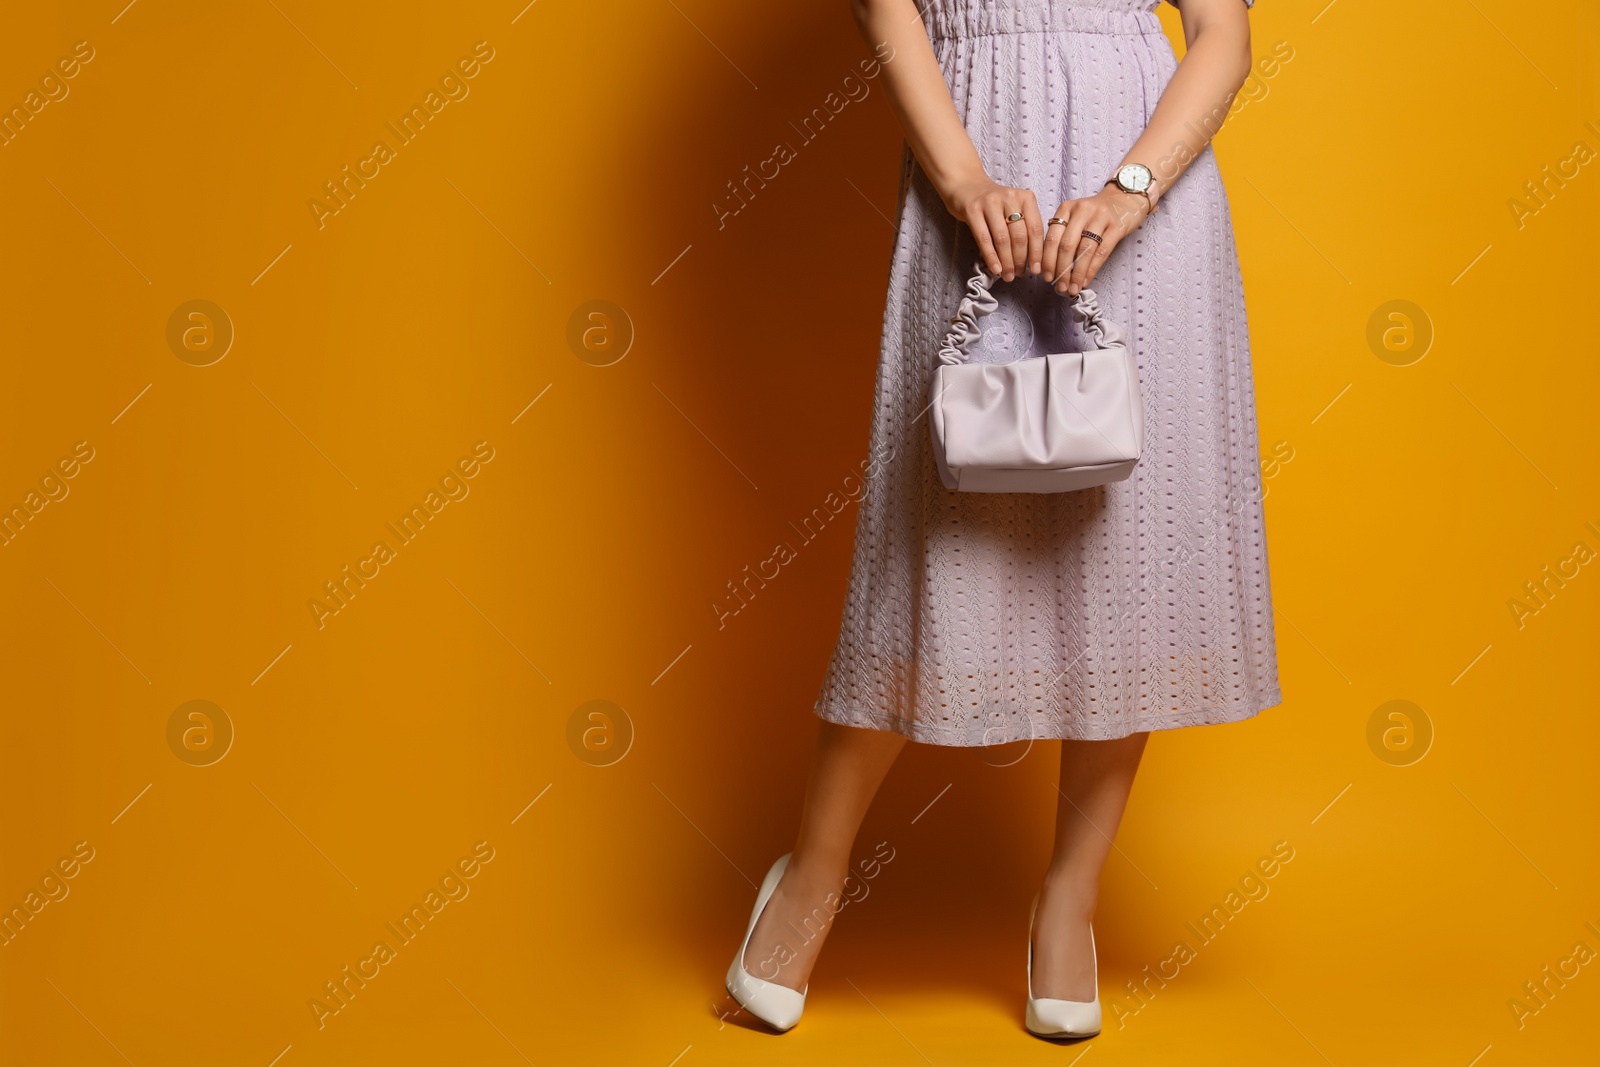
top-left (1118, 163), bottom-right (1152, 193)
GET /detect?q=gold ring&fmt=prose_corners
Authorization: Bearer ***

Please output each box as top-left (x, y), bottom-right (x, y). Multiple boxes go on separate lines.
top-left (1006, 211), bottom-right (1023, 223)
top-left (1047, 217), bottom-right (1067, 226)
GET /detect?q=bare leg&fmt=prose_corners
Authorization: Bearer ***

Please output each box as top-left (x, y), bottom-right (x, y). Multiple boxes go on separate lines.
top-left (741, 720), bottom-right (906, 993)
top-left (1031, 732), bottom-right (1149, 1001)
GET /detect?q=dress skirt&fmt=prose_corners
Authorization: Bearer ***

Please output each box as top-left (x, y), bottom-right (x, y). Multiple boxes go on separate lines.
top-left (812, 0), bottom-right (1282, 745)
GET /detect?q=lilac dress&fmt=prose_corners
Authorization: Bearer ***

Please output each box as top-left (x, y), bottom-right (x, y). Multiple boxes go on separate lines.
top-left (813, 0), bottom-right (1281, 745)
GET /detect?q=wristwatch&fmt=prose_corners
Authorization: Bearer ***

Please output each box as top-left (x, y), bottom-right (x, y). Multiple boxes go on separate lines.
top-left (1106, 162), bottom-right (1158, 215)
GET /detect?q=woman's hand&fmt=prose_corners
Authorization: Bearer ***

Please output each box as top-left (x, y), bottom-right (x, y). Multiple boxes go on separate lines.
top-left (1040, 186), bottom-right (1152, 295)
top-left (940, 173), bottom-right (1045, 283)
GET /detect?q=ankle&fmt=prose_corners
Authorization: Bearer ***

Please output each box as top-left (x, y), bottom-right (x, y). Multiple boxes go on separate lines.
top-left (1039, 872), bottom-right (1098, 919)
top-left (784, 851), bottom-right (848, 891)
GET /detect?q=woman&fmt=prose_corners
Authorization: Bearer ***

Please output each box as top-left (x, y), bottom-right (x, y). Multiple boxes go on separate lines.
top-left (727, 0), bottom-right (1280, 1039)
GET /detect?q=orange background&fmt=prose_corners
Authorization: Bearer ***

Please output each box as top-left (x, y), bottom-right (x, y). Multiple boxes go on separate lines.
top-left (1, 1), bottom-right (1596, 1064)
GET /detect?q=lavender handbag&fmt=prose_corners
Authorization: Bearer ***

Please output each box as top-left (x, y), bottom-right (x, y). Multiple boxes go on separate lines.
top-left (929, 261), bottom-right (1144, 493)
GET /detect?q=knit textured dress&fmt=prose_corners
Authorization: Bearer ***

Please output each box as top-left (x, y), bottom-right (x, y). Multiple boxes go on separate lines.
top-left (813, 0), bottom-right (1282, 745)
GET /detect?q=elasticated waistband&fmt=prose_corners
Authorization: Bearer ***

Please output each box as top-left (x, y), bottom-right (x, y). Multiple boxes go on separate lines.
top-left (922, 2), bottom-right (1164, 39)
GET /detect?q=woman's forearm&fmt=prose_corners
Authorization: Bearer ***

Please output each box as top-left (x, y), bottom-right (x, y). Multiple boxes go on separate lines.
top-left (851, 0), bottom-right (987, 208)
top-left (1116, 0), bottom-right (1253, 206)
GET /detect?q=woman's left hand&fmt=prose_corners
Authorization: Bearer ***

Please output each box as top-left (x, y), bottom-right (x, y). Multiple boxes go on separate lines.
top-left (1040, 185), bottom-right (1152, 295)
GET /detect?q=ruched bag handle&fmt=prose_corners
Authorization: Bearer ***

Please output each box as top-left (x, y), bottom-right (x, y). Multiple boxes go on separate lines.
top-left (935, 259), bottom-right (1126, 368)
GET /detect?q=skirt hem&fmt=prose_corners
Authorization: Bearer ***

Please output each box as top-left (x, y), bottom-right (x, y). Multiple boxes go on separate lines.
top-left (812, 686), bottom-right (1283, 746)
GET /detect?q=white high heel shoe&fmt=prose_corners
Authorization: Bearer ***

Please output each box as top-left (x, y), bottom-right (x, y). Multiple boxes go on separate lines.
top-left (725, 853), bottom-right (807, 1032)
top-left (1025, 895), bottom-right (1102, 1039)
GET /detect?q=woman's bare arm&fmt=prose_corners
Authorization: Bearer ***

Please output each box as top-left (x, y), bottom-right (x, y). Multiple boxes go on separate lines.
top-left (851, 0), bottom-right (1045, 282)
top-left (1044, 0), bottom-right (1254, 294)
top-left (1125, 0), bottom-right (1253, 200)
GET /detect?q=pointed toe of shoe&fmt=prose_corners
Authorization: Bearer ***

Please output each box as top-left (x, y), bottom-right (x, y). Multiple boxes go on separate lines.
top-left (726, 963), bottom-right (806, 1032)
top-left (1025, 996), bottom-right (1101, 1039)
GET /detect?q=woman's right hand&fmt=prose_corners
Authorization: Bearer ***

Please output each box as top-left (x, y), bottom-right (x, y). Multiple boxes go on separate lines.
top-left (939, 174), bottom-right (1043, 283)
